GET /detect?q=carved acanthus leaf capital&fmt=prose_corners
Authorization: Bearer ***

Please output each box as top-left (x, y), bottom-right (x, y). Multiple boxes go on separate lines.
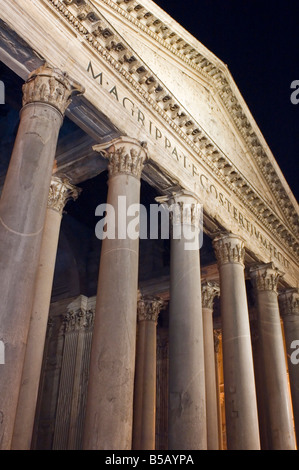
top-left (201, 281), bottom-right (220, 310)
top-left (93, 137), bottom-right (148, 179)
top-left (22, 63), bottom-right (84, 115)
top-left (250, 262), bottom-right (284, 293)
top-left (63, 308), bottom-right (95, 333)
top-left (279, 288), bottom-right (299, 317)
top-left (62, 295), bottom-right (96, 333)
top-left (137, 296), bottom-right (165, 323)
top-left (156, 190), bottom-right (202, 229)
top-left (213, 233), bottom-right (245, 267)
top-left (48, 176), bottom-right (81, 214)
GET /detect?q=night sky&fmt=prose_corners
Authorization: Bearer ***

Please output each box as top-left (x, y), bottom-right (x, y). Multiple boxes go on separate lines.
top-left (154, 0), bottom-right (299, 202)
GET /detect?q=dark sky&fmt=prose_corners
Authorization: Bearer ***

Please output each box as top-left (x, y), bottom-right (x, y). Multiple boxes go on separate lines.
top-left (154, 0), bottom-right (299, 202)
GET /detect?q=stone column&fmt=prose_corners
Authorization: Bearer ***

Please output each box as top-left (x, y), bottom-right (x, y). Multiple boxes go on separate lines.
top-left (250, 263), bottom-right (296, 449)
top-left (83, 137), bottom-right (147, 450)
top-left (53, 297), bottom-right (95, 450)
top-left (202, 281), bottom-right (220, 450)
top-left (0, 64), bottom-right (83, 450)
top-left (279, 289), bottom-right (299, 446)
top-left (156, 328), bottom-right (169, 450)
top-left (250, 313), bottom-right (269, 450)
top-left (214, 329), bottom-right (224, 450)
top-left (157, 191), bottom-right (206, 450)
top-left (132, 296), bottom-right (165, 450)
top-left (212, 233), bottom-right (260, 450)
top-left (11, 176), bottom-right (80, 450)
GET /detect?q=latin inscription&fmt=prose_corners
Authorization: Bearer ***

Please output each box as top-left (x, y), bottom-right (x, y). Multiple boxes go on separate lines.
top-left (87, 61), bottom-right (290, 268)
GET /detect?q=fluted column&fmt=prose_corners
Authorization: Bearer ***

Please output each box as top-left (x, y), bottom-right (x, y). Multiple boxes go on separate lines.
top-left (213, 233), bottom-right (260, 450)
top-left (11, 176), bottom-right (80, 450)
top-left (250, 263), bottom-right (296, 449)
top-left (202, 281), bottom-right (220, 450)
top-left (83, 137), bottom-right (148, 450)
top-left (0, 64), bottom-right (83, 449)
top-left (53, 298), bottom-right (95, 450)
top-left (158, 190), bottom-right (206, 450)
top-left (279, 289), bottom-right (299, 446)
top-left (132, 296), bottom-right (165, 450)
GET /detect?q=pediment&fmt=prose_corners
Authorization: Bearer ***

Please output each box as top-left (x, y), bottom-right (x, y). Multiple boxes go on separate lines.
top-left (86, 1), bottom-right (298, 238)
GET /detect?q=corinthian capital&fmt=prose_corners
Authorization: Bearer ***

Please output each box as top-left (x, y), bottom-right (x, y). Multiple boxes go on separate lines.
top-left (137, 296), bottom-right (165, 323)
top-left (213, 233), bottom-right (245, 267)
top-left (156, 190), bottom-right (202, 229)
top-left (93, 137), bottom-right (148, 179)
top-left (279, 288), bottom-right (299, 317)
top-left (249, 262), bottom-right (284, 293)
top-left (48, 176), bottom-right (81, 214)
top-left (201, 281), bottom-right (220, 310)
top-left (22, 63), bottom-right (84, 115)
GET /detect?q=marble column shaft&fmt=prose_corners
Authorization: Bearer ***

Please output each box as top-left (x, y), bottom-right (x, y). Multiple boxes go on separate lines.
top-left (213, 233), bottom-right (260, 450)
top-left (0, 64), bottom-right (83, 450)
top-left (250, 262), bottom-right (296, 449)
top-left (279, 289), bottom-right (299, 447)
top-left (158, 191), bottom-right (207, 450)
top-left (214, 329), bottom-right (224, 450)
top-left (202, 281), bottom-right (220, 450)
top-left (11, 176), bottom-right (80, 450)
top-left (132, 296), bottom-right (164, 450)
top-left (83, 137), bottom-right (147, 450)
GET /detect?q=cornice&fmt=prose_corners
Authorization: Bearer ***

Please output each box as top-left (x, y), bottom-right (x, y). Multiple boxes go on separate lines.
top-left (45, 0), bottom-right (298, 261)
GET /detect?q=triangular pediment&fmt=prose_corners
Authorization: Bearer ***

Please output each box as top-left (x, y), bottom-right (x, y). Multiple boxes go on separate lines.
top-left (85, 0), bottom-right (298, 238)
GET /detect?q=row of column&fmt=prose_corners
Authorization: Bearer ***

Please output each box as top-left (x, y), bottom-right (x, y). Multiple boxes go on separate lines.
top-left (0, 63), bottom-right (84, 450)
top-left (0, 63), bottom-right (298, 450)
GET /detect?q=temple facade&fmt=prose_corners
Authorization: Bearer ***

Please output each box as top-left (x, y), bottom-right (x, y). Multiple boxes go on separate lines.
top-left (0, 0), bottom-right (298, 451)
